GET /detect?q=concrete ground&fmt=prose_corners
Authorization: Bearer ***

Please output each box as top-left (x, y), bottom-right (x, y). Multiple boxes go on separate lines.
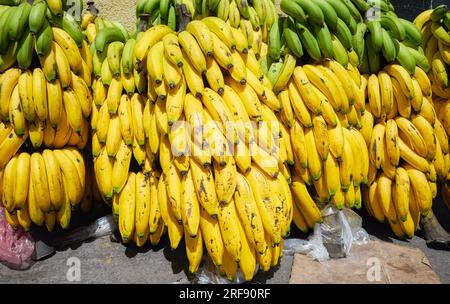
top-left (0, 197), bottom-right (448, 284)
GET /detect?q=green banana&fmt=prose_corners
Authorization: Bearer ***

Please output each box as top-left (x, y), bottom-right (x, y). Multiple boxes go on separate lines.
top-left (331, 33), bottom-right (349, 67)
top-left (17, 29), bottom-right (33, 69)
top-left (339, 0), bottom-right (362, 22)
top-left (381, 28), bottom-right (396, 63)
top-left (431, 5), bottom-right (448, 22)
top-left (0, 0), bottom-right (20, 5)
top-left (9, 2), bottom-right (31, 42)
top-left (35, 19), bottom-right (52, 56)
top-left (248, 6), bottom-right (259, 30)
top-left (0, 7), bottom-right (13, 54)
top-left (107, 41), bottom-right (124, 77)
top-left (167, 5), bottom-right (176, 30)
top-left (296, 22), bottom-right (321, 62)
top-left (394, 40), bottom-right (416, 75)
top-left (348, 15), bottom-right (357, 34)
top-left (380, 14), bottom-right (406, 41)
top-left (324, 0), bottom-right (352, 26)
top-left (353, 22), bottom-right (366, 61)
top-left (95, 27), bottom-right (127, 53)
top-left (0, 42), bottom-right (17, 72)
top-left (136, 0), bottom-right (147, 16)
top-left (268, 21), bottom-right (281, 61)
top-left (443, 13), bottom-right (450, 30)
top-left (143, 0), bottom-right (160, 15)
top-left (350, 0), bottom-right (370, 14)
top-left (366, 33), bottom-right (380, 74)
top-left (406, 46), bottom-right (430, 72)
top-left (111, 21), bottom-right (130, 41)
top-left (312, 23), bottom-right (334, 59)
top-left (280, 0), bottom-right (307, 24)
top-left (29, 0), bottom-right (48, 34)
top-left (431, 21), bottom-right (450, 45)
top-left (367, 20), bottom-right (383, 53)
top-left (359, 40), bottom-right (370, 74)
top-left (400, 18), bottom-right (422, 47)
top-left (335, 18), bottom-right (353, 51)
top-left (311, 0), bottom-right (338, 32)
top-left (217, 0), bottom-right (230, 21)
top-left (236, 0), bottom-right (250, 19)
top-left (208, 0), bottom-right (220, 11)
top-left (283, 17), bottom-right (303, 58)
top-left (294, 0), bottom-right (324, 26)
top-left (93, 47), bottom-right (107, 79)
top-left (50, 12), bottom-right (84, 47)
top-left (121, 38), bottom-right (136, 75)
top-left (267, 61), bottom-right (284, 86)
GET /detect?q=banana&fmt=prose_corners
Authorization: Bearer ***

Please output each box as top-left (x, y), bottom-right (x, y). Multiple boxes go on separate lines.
top-left (291, 174), bottom-right (322, 224)
top-left (396, 117), bottom-right (428, 159)
top-left (9, 85), bottom-right (26, 136)
top-left (53, 41), bottom-right (72, 88)
top-left (199, 205), bottom-right (224, 266)
top-left (178, 31), bottom-right (207, 74)
top-left (296, 23), bottom-right (321, 62)
top-left (134, 25), bottom-right (173, 70)
top-left (190, 158), bottom-right (219, 217)
top-left (134, 172), bottom-right (151, 238)
top-left (431, 51), bottom-right (448, 89)
top-left (230, 27), bottom-right (248, 54)
top-left (0, 68), bottom-right (21, 122)
top-left (30, 69), bottom-right (48, 123)
top-left (62, 89), bottom-right (83, 134)
top-left (118, 172), bottom-right (136, 243)
top-left (217, 199), bottom-right (242, 262)
top-left (405, 165), bottom-right (432, 216)
top-left (288, 80), bottom-right (312, 128)
top-left (268, 21), bottom-right (281, 61)
top-left (398, 136), bottom-right (430, 173)
top-left (367, 74), bottom-right (382, 118)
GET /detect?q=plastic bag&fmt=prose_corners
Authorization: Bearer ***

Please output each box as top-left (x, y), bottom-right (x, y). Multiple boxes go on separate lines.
top-left (284, 205), bottom-right (369, 260)
top-left (51, 214), bottom-right (117, 248)
top-left (0, 207), bottom-right (35, 270)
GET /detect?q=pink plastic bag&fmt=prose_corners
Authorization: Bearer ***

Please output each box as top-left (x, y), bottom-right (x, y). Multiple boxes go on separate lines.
top-left (0, 207), bottom-right (35, 270)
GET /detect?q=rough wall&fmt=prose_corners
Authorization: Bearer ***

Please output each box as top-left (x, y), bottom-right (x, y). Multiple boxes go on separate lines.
top-left (85, 0), bottom-right (137, 31)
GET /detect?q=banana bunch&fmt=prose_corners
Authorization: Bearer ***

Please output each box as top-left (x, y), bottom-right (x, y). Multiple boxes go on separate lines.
top-left (135, 0), bottom-right (278, 40)
top-left (361, 63), bottom-right (450, 237)
top-left (0, 148), bottom-right (93, 232)
top-left (90, 18), bottom-right (297, 281)
top-left (273, 60), bottom-right (369, 235)
top-left (0, 25), bottom-right (93, 149)
top-left (0, 0), bottom-right (85, 72)
top-left (414, 5), bottom-right (450, 99)
top-left (278, 0), bottom-right (426, 74)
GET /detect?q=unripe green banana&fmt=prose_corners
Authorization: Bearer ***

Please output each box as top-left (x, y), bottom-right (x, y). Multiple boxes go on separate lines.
top-left (283, 17), bottom-right (303, 58)
top-left (17, 29), bottom-right (33, 69)
top-left (324, 0), bottom-right (352, 26)
top-left (381, 28), bottom-right (396, 63)
top-left (294, 0), bottom-right (324, 26)
top-left (359, 41), bottom-right (370, 74)
top-left (366, 33), bottom-right (380, 74)
top-left (352, 22), bottom-right (366, 61)
top-left (107, 41), bottom-right (124, 77)
top-left (394, 40), bottom-right (416, 75)
top-left (236, 0), bottom-right (250, 19)
top-left (280, 0), bottom-right (307, 24)
top-left (335, 18), bottom-right (353, 51)
top-left (311, 0), bottom-right (338, 32)
top-left (331, 34), bottom-right (349, 67)
top-left (400, 18), bottom-right (422, 47)
top-left (406, 46), bottom-right (430, 72)
top-left (367, 20), bottom-right (383, 53)
top-left (167, 5), bottom-right (176, 30)
top-left (431, 5), bottom-right (448, 22)
top-left (0, 42), bottom-right (18, 72)
top-left (253, 0), bottom-right (266, 26)
top-left (29, 0), bottom-right (48, 34)
top-left (312, 23), bottom-right (334, 59)
top-left (121, 38), bottom-right (136, 75)
top-left (380, 14), bottom-right (406, 41)
top-left (95, 27), bottom-right (127, 53)
top-left (35, 20), bottom-right (53, 56)
top-left (340, 0), bottom-right (362, 22)
top-left (268, 21), bottom-right (281, 61)
top-left (0, 7), bottom-right (14, 54)
top-left (296, 22), bottom-right (322, 62)
top-left (9, 2), bottom-right (31, 42)
top-left (267, 62), bottom-right (284, 86)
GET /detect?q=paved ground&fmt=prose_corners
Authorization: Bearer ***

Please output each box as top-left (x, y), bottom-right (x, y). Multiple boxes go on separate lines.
top-left (1, 198), bottom-right (448, 284)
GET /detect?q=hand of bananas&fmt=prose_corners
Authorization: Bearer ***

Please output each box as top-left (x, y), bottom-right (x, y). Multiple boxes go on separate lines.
top-left (135, 0), bottom-right (278, 35)
top-left (0, 0), bottom-right (85, 72)
top-left (276, 0), bottom-right (428, 75)
top-left (0, 148), bottom-right (94, 232)
top-left (360, 63), bottom-right (449, 237)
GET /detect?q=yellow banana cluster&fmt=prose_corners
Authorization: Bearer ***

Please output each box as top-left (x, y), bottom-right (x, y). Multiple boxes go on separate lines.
top-left (361, 62), bottom-right (450, 237)
top-left (0, 148), bottom-right (92, 232)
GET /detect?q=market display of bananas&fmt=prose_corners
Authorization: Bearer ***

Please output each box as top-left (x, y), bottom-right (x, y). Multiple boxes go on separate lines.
top-left (277, 0), bottom-right (427, 75)
top-left (360, 63), bottom-right (449, 237)
top-left (135, 0), bottom-right (278, 38)
top-left (0, 148), bottom-right (94, 232)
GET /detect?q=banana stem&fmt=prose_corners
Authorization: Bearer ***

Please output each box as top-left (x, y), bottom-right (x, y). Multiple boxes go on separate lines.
top-left (420, 210), bottom-right (450, 251)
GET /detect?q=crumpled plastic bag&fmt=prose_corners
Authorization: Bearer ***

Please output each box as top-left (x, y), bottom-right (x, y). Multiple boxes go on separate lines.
top-left (0, 207), bottom-right (35, 270)
top-left (284, 205), bottom-right (369, 261)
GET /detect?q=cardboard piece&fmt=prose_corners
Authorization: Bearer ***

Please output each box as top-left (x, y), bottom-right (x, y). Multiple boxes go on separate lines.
top-left (289, 240), bottom-right (441, 284)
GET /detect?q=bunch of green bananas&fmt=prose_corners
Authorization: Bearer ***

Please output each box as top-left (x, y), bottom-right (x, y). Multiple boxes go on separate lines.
top-left (414, 5), bottom-right (450, 99)
top-left (135, 0), bottom-right (195, 32)
top-left (276, 0), bottom-right (426, 75)
top-left (0, 0), bottom-right (84, 72)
